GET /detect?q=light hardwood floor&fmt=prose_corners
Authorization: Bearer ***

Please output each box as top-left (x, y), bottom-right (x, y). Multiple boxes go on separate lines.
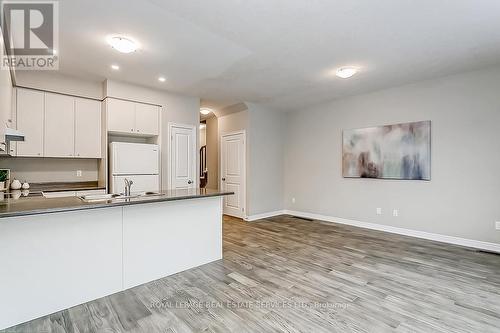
top-left (4, 215), bottom-right (500, 332)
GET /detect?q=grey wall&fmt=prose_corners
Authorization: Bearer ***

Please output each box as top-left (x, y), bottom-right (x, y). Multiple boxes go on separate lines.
top-left (217, 105), bottom-right (285, 216)
top-left (205, 116), bottom-right (218, 189)
top-left (247, 103), bottom-right (285, 216)
top-left (284, 66), bottom-right (500, 244)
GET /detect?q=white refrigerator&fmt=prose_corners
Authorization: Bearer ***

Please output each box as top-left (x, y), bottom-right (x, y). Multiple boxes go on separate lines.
top-left (109, 142), bottom-right (160, 194)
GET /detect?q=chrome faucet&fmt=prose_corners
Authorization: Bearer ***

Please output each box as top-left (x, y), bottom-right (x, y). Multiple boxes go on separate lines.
top-left (124, 178), bottom-right (134, 196)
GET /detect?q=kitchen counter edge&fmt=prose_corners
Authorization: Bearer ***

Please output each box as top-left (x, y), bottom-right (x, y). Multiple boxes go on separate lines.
top-left (0, 190), bottom-right (234, 219)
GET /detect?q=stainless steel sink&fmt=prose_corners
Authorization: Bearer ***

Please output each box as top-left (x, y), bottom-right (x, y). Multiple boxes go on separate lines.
top-left (79, 193), bottom-right (124, 201)
top-left (79, 192), bottom-right (165, 202)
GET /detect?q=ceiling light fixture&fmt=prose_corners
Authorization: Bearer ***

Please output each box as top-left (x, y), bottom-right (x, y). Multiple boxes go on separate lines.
top-left (158, 76), bottom-right (166, 82)
top-left (336, 67), bottom-right (358, 79)
top-left (107, 36), bottom-right (138, 53)
top-left (111, 64), bottom-right (120, 70)
top-left (200, 108), bottom-right (212, 115)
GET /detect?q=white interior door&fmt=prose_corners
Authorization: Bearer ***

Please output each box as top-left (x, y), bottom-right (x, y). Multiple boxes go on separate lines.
top-left (220, 132), bottom-right (245, 218)
top-left (169, 124), bottom-right (196, 190)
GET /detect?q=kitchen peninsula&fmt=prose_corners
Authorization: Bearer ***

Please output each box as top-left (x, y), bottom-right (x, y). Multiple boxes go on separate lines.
top-left (0, 188), bottom-right (232, 330)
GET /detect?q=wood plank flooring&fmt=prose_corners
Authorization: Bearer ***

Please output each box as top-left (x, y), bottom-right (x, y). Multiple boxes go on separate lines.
top-left (3, 215), bottom-right (500, 333)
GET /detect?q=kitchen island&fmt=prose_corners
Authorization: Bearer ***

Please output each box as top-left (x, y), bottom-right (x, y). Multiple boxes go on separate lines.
top-left (0, 189), bottom-right (232, 330)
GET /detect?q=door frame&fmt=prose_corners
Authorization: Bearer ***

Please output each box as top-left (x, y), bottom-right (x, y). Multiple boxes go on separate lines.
top-left (168, 122), bottom-right (197, 190)
top-left (220, 130), bottom-right (247, 219)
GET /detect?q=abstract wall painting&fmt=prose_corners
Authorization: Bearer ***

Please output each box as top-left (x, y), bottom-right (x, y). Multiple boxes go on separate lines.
top-left (342, 121), bottom-right (431, 180)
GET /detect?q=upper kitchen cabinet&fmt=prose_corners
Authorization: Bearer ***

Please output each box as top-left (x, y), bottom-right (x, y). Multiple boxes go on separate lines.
top-left (16, 89), bottom-right (44, 157)
top-left (16, 88), bottom-right (102, 158)
top-left (106, 98), bottom-right (159, 136)
top-left (44, 93), bottom-right (75, 157)
top-left (75, 98), bottom-right (101, 158)
top-left (107, 98), bottom-right (135, 134)
top-left (135, 103), bottom-right (159, 135)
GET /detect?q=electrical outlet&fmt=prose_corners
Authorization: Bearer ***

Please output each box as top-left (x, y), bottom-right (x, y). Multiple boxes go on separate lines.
top-left (291, 197), bottom-right (296, 204)
top-left (376, 208), bottom-right (382, 215)
top-left (76, 170), bottom-right (82, 177)
top-left (496, 221), bottom-right (500, 230)
top-left (393, 209), bottom-right (399, 217)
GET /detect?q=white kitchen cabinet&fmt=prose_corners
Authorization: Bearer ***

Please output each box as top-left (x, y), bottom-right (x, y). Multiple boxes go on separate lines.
top-left (16, 89), bottom-right (44, 157)
top-left (107, 98), bottom-right (135, 134)
top-left (75, 98), bottom-right (101, 158)
top-left (135, 103), bottom-right (159, 135)
top-left (16, 89), bottom-right (102, 159)
top-left (44, 93), bottom-right (75, 157)
top-left (106, 98), bottom-right (159, 136)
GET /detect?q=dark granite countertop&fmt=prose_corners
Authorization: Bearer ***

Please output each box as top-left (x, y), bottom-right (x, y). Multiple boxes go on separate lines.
top-left (0, 188), bottom-right (233, 219)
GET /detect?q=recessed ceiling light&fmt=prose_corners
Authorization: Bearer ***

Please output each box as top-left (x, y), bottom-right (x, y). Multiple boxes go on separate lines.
top-left (107, 36), bottom-right (138, 53)
top-left (111, 64), bottom-right (120, 70)
top-left (199, 124), bottom-right (206, 129)
top-left (158, 76), bottom-right (166, 82)
top-left (200, 108), bottom-right (212, 115)
top-left (336, 67), bottom-right (358, 79)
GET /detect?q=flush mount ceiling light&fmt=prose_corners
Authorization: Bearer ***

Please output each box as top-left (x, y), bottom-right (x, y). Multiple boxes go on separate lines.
top-left (200, 108), bottom-right (212, 115)
top-left (158, 76), bottom-right (166, 82)
top-left (336, 67), bottom-right (358, 79)
top-left (107, 36), bottom-right (138, 53)
top-left (111, 64), bottom-right (120, 70)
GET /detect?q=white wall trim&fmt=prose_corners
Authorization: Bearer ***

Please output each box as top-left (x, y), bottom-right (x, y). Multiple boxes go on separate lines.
top-left (245, 210), bottom-right (284, 222)
top-left (247, 210), bottom-right (500, 253)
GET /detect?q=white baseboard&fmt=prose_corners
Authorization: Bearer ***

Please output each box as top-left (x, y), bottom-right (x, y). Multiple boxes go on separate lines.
top-left (282, 210), bottom-right (500, 253)
top-left (244, 210), bottom-right (285, 222)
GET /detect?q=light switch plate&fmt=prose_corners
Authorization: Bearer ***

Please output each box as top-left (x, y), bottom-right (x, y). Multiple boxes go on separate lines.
top-left (393, 209), bottom-right (399, 217)
top-left (376, 208), bottom-right (382, 215)
top-left (76, 170), bottom-right (82, 177)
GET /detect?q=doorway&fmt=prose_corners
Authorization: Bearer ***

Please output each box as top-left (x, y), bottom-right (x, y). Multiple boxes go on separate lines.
top-left (220, 131), bottom-right (246, 218)
top-left (168, 123), bottom-right (197, 190)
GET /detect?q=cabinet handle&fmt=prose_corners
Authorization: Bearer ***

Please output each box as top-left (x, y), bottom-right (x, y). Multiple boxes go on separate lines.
top-left (131, 129), bottom-right (134, 132)
top-left (137, 129), bottom-right (139, 132)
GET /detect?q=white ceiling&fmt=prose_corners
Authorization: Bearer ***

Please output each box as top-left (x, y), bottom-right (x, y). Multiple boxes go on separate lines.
top-left (55, 0), bottom-right (500, 111)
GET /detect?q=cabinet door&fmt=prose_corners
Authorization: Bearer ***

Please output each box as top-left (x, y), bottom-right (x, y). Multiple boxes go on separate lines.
top-left (135, 103), bottom-right (159, 135)
top-left (16, 89), bottom-right (44, 157)
top-left (107, 98), bottom-right (135, 134)
top-left (75, 98), bottom-right (101, 158)
top-left (44, 93), bottom-right (75, 157)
